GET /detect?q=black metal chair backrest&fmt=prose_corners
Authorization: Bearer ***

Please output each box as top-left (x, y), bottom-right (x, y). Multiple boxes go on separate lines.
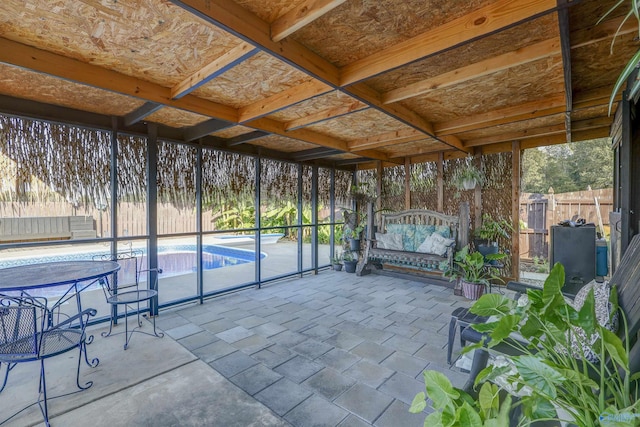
top-left (94, 250), bottom-right (144, 292)
top-left (0, 300), bottom-right (39, 359)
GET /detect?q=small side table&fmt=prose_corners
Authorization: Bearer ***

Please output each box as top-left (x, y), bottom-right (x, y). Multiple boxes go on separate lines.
top-left (447, 306), bottom-right (488, 365)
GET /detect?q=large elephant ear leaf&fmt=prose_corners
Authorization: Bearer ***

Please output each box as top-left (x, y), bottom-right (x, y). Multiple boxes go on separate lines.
top-left (602, 327), bottom-right (628, 369)
top-left (543, 263), bottom-right (564, 304)
top-left (423, 371), bottom-right (459, 410)
top-left (471, 294), bottom-right (514, 317)
top-left (513, 355), bottom-right (565, 399)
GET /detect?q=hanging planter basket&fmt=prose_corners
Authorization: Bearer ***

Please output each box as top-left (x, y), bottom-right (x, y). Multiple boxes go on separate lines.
top-left (461, 279), bottom-right (485, 300)
top-left (461, 179), bottom-right (477, 190)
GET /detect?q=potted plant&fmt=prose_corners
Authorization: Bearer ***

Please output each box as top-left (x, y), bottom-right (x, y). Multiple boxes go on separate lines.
top-left (452, 161), bottom-right (484, 191)
top-left (474, 214), bottom-right (513, 261)
top-left (445, 245), bottom-right (505, 300)
top-left (349, 182), bottom-right (377, 202)
top-left (343, 251), bottom-right (358, 273)
top-left (412, 263), bottom-right (638, 426)
top-left (342, 209), bottom-right (366, 251)
top-left (331, 253), bottom-right (343, 271)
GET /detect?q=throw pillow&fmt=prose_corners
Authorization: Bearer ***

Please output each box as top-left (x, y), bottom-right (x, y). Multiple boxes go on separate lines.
top-left (375, 232), bottom-right (403, 251)
top-left (435, 225), bottom-right (451, 239)
top-left (386, 224), bottom-right (416, 251)
top-left (416, 233), bottom-right (455, 256)
top-left (414, 224), bottom-right (435, 250)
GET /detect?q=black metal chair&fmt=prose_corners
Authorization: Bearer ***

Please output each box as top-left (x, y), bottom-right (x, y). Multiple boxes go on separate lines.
top-left (0, 295), bottom-right (98, 427)
top-left (95, 250), bottom-right (164, 350)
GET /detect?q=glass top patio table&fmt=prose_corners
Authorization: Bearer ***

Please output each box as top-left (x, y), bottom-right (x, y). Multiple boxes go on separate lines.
top-left (0, 260), bottom-right (121, 316)
top-left (0, 260), bottom-right (121, 292)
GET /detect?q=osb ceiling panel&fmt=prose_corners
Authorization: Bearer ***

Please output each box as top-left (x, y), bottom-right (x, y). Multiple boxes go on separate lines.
top-left (268, 91), bottom-right (367, 122)
top-left (571, 104), bottom-right (610, 121)
top-left (402, 56), bottom-right (565, 123)
top-left (0, 0), bottom-right (239, 87)
top-left (293, 0), bottom-right (493, 67)
top-left (457, 113), bottom-right (566, 141)
top-left (211, 126), bottom-right (256, 139)
top-left (571, 33), bottom-right (640, 94)
top-left (248, 134), bottom-right (317, 152)
top-left (569, 0), bottom-right (626, 32)
top-left (379, 139), bottom-right (449, 157)
top-left (144, 107), bottom-right (210, 128)
top-left (234, 0), bottom-right (301, 23)
top-left (366, 14), bottom-right (559, 93)
top-left (193, 51), bottom-right (312, 108)
top-left (307, 109), bottom-right (411, 140)
top-left (0, 63), bottom-right (144, 116)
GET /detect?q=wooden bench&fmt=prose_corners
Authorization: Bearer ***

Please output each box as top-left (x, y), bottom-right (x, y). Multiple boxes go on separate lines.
top-left (0, 216), bottom-right (96, 243)
top-left (358, 204), bottom-right (469, 277)
top-left (461, 233), bottom-right (640, 393)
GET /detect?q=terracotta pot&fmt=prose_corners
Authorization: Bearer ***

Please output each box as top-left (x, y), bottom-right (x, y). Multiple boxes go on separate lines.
top-left (461, 279), bottom-right (485, 300)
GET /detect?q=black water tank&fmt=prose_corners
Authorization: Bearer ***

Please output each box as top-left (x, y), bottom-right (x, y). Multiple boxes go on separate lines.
top-left (549, 225), bottom-right (595, 296)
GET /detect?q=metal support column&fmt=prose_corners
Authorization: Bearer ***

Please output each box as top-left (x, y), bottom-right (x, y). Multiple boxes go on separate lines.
top-left (255, 156), bottom-right (262, 287)
top-left (311, 165), bottom-right (319, 273)
top-left (147, 124), bottom-right (159, 316)
top-left (196, 147), bottom-right (203, 304)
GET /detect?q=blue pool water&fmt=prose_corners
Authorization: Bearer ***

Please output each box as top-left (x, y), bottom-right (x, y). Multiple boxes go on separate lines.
top-left (0, 244), bottom-right (265, 277)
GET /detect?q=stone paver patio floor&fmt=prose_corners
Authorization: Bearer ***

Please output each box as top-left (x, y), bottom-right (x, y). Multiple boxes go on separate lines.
top-left (159, 271), bottom-right (472, 427)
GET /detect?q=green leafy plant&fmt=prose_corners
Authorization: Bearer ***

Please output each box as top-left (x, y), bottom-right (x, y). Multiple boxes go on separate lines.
top-left (474, 214), bottom-right (514, 245)
top-left (452, 160), bottom-right (485, 191)
top-left (412, 263), bottom-right (640, 426)
top-left (599, 1), bottom-right (640, 114)
top-left (467, 263), bottom-right (639, 426)
top-left (410, 371), bottom-right (512, 426)
top-left (444, 245), bottom-right (506, 286)
top-left (331, 252), bottom-right (343, 264)
top-left (349, 182), bottom-right (377, 202)
top-left (343, 251), bottom-right (356, 262)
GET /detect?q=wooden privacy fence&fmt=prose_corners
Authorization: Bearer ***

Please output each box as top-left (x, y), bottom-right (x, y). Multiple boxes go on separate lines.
top-left (520, 188), bottom-right (613, 260)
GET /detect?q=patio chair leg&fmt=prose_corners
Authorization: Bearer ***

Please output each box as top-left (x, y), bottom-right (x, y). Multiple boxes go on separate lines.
top-left (76, 346), bottom-right (94, 390)
top-left (447, 316), bottom-right (457, 365)
top-left (38, 359), bottom-right (51, 427)
top-left (101, 308), bottom-right (116, 339)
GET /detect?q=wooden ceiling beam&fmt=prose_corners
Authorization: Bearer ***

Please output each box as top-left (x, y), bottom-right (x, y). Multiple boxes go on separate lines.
top-left (349, 129), bottom-right (426, 151)
top-left (271, 0), bottom-right (347, 42)
top-left (284, 102), bottom-right (367, 131)
top-left (173, 0), bottom-right (341, 86)
top-left (571, 14), bottom-right (638, 49)
top-left (520, 127), bottom-right (611, 149)
top-left (340, 0), bottom-right (558, 86)
top-left (172, 0), bottom-right (467, 153)
top-left (171, 41), bottom-right (257, 99)
top-left (238, 80), bottom-right (332, 122)
top-left (435, 94), bottom-right (566, 135)
top-left (557, 2), bottom-right (572, 144)
top-left (464, 123), bottom-right (566, 147)
top-left (124, 102), bottom-right (164, 126)
top-left (383, 38), bottom-right (561, 104)
top-left (0, 37), bottom-right (239, 122)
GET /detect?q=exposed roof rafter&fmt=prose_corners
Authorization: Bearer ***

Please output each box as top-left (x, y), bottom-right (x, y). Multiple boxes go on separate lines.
top-left (171, 41), bottom-right (257, 99)
top-left (382, 38), bottom-right (561, 104)
top-left (271, 0), bottom-right (347, 42)
top-left (339, 0), bottom-right (558, 86)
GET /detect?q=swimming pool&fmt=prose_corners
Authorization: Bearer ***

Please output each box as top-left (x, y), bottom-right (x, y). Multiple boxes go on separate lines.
top-left (0, 244), bottom-right (265, 277)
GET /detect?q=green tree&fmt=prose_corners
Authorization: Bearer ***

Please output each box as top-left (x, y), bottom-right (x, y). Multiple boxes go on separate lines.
top-left (522, 138), bottom-right (612, 194)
